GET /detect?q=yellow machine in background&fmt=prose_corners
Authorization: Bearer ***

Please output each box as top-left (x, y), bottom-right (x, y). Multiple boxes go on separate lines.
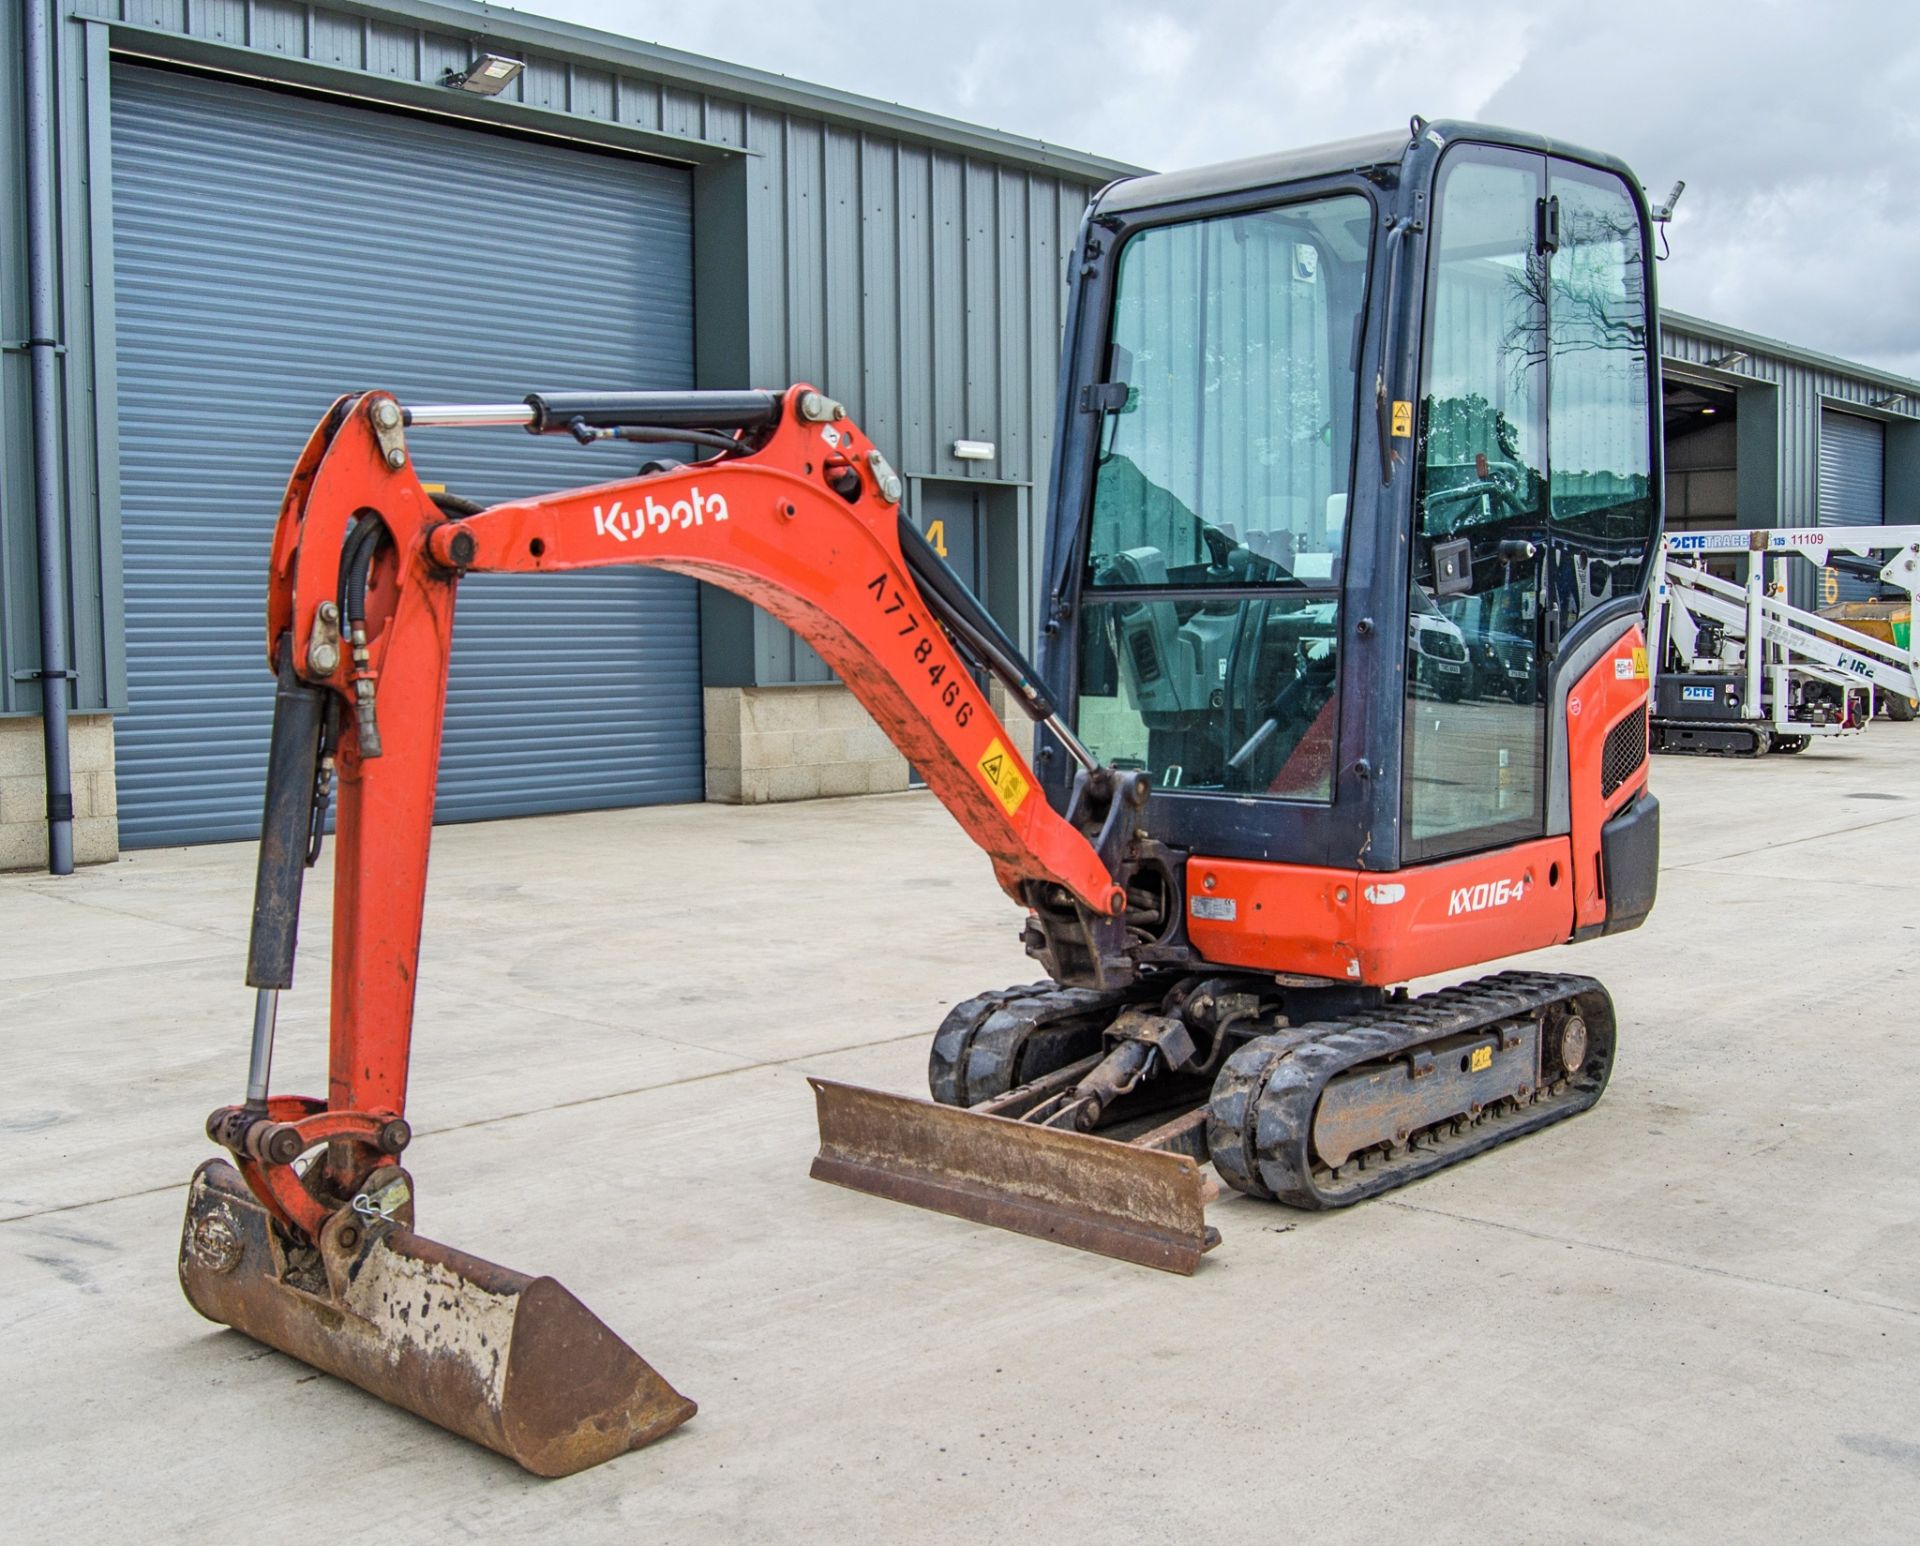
top-left (1820, 599), bottom-right (1917, 719)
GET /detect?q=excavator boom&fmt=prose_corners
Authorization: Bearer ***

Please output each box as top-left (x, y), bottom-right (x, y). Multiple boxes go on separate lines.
top-left (183, 383), bottom-right (1158, 1474)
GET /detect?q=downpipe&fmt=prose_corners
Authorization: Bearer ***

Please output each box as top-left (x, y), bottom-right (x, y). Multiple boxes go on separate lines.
top-left (24, 0), bottom-right (74, 875)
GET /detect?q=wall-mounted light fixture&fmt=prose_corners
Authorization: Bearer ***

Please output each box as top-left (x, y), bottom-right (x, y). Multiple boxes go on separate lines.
top-left (1705, 350), bottom-right (1748, 370)
top-left (1871, 392), bottom-right (1907, 409)
top-left (448, 53), bottom-right (525, 96)
top-left (952, 439), bottom-right (995, 461)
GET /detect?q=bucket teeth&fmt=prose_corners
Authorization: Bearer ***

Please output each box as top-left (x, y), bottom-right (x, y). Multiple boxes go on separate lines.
top-left (809, 1078), bottom-right (1217, 1274)
top-left (179, 1160), bottom-right (694, 1477)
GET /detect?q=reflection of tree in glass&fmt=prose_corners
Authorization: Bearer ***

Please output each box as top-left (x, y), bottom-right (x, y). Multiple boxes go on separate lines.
top-left (1091, 453), bottom-right (1205, 560)
top-left (1498, 201), bottom-right (1646, 372)
top-left (1425, 392), bottom-right (1522, 466)
top-left (1419, 393), bottom-right (1540, 534)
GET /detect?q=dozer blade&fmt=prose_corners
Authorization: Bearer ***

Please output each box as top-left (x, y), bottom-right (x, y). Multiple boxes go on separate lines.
top-left (809, 1078), bottom-right (1218, 1274)
top-left (178, 1160), bottom-right (694, 1477)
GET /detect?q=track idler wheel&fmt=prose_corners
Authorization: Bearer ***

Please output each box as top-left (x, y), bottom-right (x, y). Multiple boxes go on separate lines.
top-left (927, 983), bottom-right (1137, 1107)
top-left (1205, 1032), bottom-right (1308, 1200)
top-left (179, 1160), bottom-right (695, 1476)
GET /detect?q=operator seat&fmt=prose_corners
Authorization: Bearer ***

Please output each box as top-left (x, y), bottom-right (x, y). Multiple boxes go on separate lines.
top-left (1103, 549), bottom-right (1198, 721)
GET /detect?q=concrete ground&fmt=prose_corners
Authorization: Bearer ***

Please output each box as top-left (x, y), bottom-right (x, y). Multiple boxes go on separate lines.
top-left (3, 729), bottom-right (1918, 1544)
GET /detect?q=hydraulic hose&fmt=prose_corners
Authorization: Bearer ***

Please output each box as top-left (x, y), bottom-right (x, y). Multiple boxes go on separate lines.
top-left (337, 512), bottom-right (391, 758)
top-left (339, 510), bottom-right (389, 623)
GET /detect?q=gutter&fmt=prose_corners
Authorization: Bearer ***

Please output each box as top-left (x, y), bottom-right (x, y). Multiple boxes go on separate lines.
top-left (24, 0), bottom-right (75, 875)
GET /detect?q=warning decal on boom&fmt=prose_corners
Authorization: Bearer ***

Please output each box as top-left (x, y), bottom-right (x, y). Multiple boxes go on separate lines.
top-left (977, 739), bottom-right (1030, 816)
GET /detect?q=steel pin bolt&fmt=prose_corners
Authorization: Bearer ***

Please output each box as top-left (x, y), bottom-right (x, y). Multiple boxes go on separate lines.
top-left (865, 450), bottom-right (903, 504)
top-left (190, 1210), bottom-right (243, 1275)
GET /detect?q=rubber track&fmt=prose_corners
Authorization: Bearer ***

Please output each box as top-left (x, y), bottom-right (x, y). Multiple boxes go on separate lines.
top-left (1205, 1030), bottom-right (1310, 1200)
top-left (1207, 971), bottom-right (1615, 1210)
top-left (927, 981), bottom-right (1144, 1107)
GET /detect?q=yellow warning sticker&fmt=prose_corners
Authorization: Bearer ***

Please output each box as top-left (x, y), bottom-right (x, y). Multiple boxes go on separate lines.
top-left (1469, 1046), bottom-right (1493, 1073)
top-left (977, 738), bottom-right (1030, 816)
top-left (1631, 646), bottom-right (1649, 679)
top-left (1390, 400), bottom-right (1413, 438)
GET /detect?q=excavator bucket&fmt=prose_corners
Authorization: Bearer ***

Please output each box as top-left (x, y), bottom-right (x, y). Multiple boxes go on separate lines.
top-left (178, 1160), bottom-right (694, 1477)
top-left (809, 1079), bottom-right (1219, 1274)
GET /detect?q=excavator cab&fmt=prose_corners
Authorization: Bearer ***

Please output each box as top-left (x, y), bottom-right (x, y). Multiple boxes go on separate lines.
top-left (1039, 124), bottom-right (1660, 887)
top-left (814, 121), bottom-right (1662, 1261)
top-left (179, 119), bottom-right (1661, 1475)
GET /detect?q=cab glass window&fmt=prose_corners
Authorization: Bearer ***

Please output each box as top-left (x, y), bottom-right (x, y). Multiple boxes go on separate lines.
top-left (1085, 193), bottom-right (1374, 588)
top-left (1547, 165), bottom-right (1655, 630)
top-left (1074, 191), bottom-right (1372, 802)
top-left (1076, 594), bottom-right (1339, 798)
top-left (1405, 150), bottom-right (1548, 858)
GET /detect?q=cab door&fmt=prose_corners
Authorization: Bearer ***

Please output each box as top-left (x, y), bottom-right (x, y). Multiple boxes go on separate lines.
top-left (1541, 158), bottom-right (1657, 641)
top-left (1404, 146), bottom-right (1551, 861)
top-left (1402, 145), bottom-right (1657, 864)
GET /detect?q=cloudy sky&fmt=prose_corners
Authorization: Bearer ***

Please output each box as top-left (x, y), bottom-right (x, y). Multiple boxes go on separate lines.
top-left (522, 0), bottom-right (1920, 377)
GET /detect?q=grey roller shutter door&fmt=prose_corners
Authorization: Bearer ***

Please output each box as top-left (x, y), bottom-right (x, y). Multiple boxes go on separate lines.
top-left (1818, 409), bottom-right (1886, 604)
top-left (111, 65), bottom-right (703, 847)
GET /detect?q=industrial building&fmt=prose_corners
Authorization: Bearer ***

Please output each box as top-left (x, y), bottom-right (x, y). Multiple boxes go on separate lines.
top-left (5, 0), bottom-right (1918, 868)
top-left (1662, 312), bottom-right (1920, 605)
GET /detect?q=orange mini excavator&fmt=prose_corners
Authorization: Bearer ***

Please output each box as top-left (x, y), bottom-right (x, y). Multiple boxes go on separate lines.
top-left (179, 120), bottom-right (1662, 1474)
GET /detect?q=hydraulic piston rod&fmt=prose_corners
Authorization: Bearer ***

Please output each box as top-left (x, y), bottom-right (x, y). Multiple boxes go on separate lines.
top-left (402, 403), bottom-right (536, 428)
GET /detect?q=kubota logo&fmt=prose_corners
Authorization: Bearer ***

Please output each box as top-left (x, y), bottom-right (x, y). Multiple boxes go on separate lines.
top-left (1447, 876), bottom-right (1527, 916)
top-left (593, 488), bottom-right (730, 542)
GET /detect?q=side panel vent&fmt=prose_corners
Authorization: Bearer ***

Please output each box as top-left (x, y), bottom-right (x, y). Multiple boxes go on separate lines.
top-left (1600, 704), bottom-right (1648, 799)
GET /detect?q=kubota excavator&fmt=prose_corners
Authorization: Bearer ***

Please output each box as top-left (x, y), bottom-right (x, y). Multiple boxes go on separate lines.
top-left (179, 119), bottom-right (1662, 1476)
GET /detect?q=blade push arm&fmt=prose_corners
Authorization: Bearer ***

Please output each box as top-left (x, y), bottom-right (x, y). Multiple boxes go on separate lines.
top-left (214, 384), bottom-right (1131, 1238)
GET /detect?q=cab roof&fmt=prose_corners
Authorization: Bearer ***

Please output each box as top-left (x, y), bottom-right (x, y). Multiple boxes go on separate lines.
top-left (1098, 129), bottom-right (1409, 214)
top-left (1096, 120), bottom-right (1643, 216)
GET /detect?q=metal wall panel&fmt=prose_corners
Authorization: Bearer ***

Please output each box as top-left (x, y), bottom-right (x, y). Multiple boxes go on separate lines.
top-left (736, 110), bottom-right (1095, 680)
top-left (2, 6), bottom-right (124, 718)
top-left (15, 0), bottom-right (1127, 723)
top-left (1818, 408), bottom-right (1886, 602)
top-left (1818, 409), bottom-right (1886, 525)
top-left (110, 64), bottom-right (701, 845)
